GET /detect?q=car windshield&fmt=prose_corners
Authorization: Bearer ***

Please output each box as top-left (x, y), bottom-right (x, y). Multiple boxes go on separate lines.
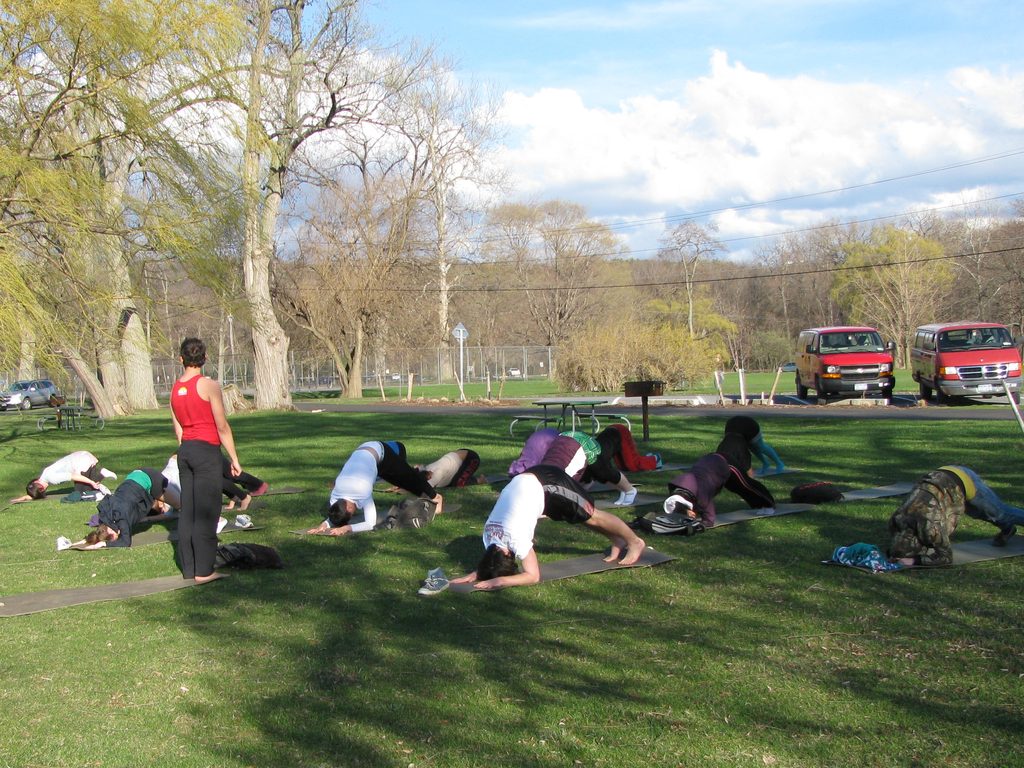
top-left (11, 382), bottom-right (31, 391)
top-left (819, 332), bottom-right (883, 353)
top-left (939, 327), bottom-right (1013, 351)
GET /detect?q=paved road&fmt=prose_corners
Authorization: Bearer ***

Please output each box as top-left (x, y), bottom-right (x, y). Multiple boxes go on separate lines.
top-left (294, 394), bottom-right (1023, 422)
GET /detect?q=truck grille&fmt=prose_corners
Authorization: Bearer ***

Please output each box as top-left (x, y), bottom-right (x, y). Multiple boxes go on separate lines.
top-left (958, 364), bottom-right (1010, 381)
top-left (839, 366), bottom-right (882, 381)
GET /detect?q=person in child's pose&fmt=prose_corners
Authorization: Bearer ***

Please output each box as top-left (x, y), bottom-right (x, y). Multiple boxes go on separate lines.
top-left (723, 416), bottom-right (785, 475)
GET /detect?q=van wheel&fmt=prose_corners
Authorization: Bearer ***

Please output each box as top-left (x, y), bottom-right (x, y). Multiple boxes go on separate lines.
top-left (795, 377), bottom-right (808, 399)
top-left (918, 381), bottom-right (932, 400)
top-left (20, 399), bottom-right (31, 410)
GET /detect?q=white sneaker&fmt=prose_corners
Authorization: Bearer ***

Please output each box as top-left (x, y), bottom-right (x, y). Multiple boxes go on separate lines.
top-left (96, 484), bottom-right (112, 499)
top-left (99, 468), bottom-right (117, 480)
top-left (56, 536), bottom-right (72, 551)
top-left (235, 514), bottom-right (253, 529)
top-left (216, 516), bottom-right (228, 533)
top-left (614, 489), bottom-right (638, 506)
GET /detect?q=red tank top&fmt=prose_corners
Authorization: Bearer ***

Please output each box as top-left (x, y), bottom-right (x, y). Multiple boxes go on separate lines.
top-left (171, 375), bottom-right (220, 445)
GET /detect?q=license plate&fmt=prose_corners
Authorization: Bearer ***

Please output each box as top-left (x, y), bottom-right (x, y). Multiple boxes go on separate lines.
top-left (976, 384), bottom-right (993, 393)
top-left (854, 383), bottom-right (868, 391)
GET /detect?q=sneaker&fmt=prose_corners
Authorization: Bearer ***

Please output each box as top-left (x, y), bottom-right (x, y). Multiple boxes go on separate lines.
top-left (647, 453), bottom-right (664, 469)
top-left (993, 526), bottom-right (1017, 547)
top-left (99, 468), bottom-right (118, 480)
top-left (418, 567), bottom-right (449, 596)
top-left (614, 489), bottom-right (638, 507)
top-left (235, 514), bottom-right (253, 529)
top-left (96, 484), bottom-right (112, 499)
top-left (250, 481), bottom-right (269, 496)
top-left (56, 536), bottom-right (72, 551)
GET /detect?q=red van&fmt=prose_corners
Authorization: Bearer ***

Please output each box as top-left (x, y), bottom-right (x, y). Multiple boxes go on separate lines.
top-left (795, 326), bottom-right (895, 401)
top-left (910, 322), bottom-right (1021, 403)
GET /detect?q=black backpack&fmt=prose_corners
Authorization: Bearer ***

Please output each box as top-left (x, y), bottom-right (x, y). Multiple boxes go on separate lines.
top-left (790, 481), bottom-right (843, 504)
top-left (214, 543), bottom-right (284, 569)
top-left (374, 498), bottom-right (437, 531)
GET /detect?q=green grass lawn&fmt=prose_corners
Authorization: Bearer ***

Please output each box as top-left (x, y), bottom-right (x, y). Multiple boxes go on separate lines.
top-left (1, 409), bottom-right (1023, 767)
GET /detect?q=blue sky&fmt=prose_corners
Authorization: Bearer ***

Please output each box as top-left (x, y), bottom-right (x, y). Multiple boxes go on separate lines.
top-left (363, 1), bottom-right (1024, 258)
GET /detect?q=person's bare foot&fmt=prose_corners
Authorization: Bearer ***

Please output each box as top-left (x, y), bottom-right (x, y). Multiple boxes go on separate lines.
top-left (618, 536), bottom-right (647, 566)
top-left (224, 501), bottom-right (236, 511)
top-left (603, 537), bottom-right (626, 562)
top-left (194, 572), bottom-right (226, 584)
top-left (239, 495), bottom-right (252, 511)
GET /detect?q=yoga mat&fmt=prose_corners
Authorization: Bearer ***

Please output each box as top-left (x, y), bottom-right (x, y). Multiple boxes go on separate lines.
top-left (292, 503), bottom-right (458, 535)
top-left (0, 576), bottom-right (201, 617)
top-left (633, 502), bottom-right (814, 531)
top-left (663, 464), bottom-right (802, 476)
top-left (825, 535), bottom-right (1024, 573)
top-left (264, 486), bottom-right (306, 496)
top-left (97, 521), bottom-right (264, 548)
top-left (448, 548), bottom-right (675, 592)
top-left (593, 493), bottom-right (663, 511)
top-left (587, 482), bottom-right (644, 494)
top-left (840, 482), bottom-right (914, 501)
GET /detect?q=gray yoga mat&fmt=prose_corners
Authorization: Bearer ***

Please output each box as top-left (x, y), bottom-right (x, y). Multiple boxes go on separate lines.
top-left (448, 548), bottom-right (675, 592)
top-left (633, 502), bottom-right (815, 531)
top-left (840, 482), bottom-right (914, 501)
top-left (291, 502), bottom-right (457, 535)
top-left (0, 576), bottom-right (202, 617)
top-left (91, 521), bottom-right (264, 548)
top-left (826, 535), bottom-right (1024, 573)
top-left (662, 464), bottom-right (802, 476)
top-left (264, 486), bottom-right (306, 495)
top-left (593, 493), bottom-right (664, 511)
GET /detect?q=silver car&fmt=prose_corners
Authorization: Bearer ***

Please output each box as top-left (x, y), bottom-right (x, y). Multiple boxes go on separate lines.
top-left (1, 379), bottom-right (61, 410)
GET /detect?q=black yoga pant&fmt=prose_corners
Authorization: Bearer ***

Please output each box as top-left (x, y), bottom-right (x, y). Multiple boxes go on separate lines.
top-left (220, 455), bottom-right (262, 500)
top-left (378, 441), bottom-right (435, 498)
top-left (177, 439), bottom-right (222, 579)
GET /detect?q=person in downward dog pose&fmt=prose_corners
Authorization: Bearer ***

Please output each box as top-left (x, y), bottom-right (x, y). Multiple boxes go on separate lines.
top-left (450, 464), bottom-right (646, 590)
top-left (307, 440), bottom-right (443, 536)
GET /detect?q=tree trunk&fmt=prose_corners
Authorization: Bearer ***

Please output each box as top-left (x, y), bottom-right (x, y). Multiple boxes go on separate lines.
top-left (121, 307), bottom-right (159, 410)
top-left (64, 349), bottom-right (123, 420)
top-left (343, 319), bottom-right (366, 398)
top-left (240, 0), bottom-right (292, 411)
top-left (17, 329), bottom-right (35, 380)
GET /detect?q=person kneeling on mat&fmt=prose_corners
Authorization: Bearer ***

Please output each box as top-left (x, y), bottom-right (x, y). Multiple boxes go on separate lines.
top-left (307, 440), bottom-right (443, 536)
top-left (449, 464), bottom-right (646, 591)
top-left (660, 432), bottom-right (775, 529)
top-left (888, 465), bottom-right (1024, 566)
top-left (77, 468), bottom-right (168, 549)
top-left (540, 431), bottom-right (640, 507)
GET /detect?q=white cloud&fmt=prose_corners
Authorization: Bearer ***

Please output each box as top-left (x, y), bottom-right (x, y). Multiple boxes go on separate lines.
top-left (493, 51), bottom-right (1024, 258)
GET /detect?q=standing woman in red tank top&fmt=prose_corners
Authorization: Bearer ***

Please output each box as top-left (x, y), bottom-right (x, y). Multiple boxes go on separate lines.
top-left (170, 338), bottom-right (243, 583)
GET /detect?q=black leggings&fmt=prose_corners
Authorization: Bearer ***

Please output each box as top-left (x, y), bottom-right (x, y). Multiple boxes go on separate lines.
top-left (177, 440), bottom-right (222, 579)
top-left (581, 429), bottom-right (623, 486)
top-left (220, 455), bottom-right (263, 501)
top-left (723, 465), bottom-right (775, 509)
top-left (378, 441), bottom-right (436, 498)
top-left (74, 463), bottom-right (105, 493)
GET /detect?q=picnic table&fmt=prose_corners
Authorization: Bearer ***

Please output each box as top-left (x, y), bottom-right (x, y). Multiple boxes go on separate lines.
top-left (36, 405), bottom-right (105, 432)
top-left (509, 397), bottom-right (630, 436)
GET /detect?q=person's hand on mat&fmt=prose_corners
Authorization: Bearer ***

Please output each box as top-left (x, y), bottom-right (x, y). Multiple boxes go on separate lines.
top-left (9, 495), bottom-right (33, 504)
top-left (449, 571), bottom-right (478, 585)
top-left (325, 524), bottom-right (352, 536)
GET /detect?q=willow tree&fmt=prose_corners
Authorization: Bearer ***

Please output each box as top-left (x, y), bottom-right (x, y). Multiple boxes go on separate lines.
top-left (0, 0), bottom-right (242, 416)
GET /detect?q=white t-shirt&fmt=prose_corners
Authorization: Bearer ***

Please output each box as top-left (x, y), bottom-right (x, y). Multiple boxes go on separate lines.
top-left (39, 451), bottom-right (97, 486)
top-left (422, 451), bottom-right (461, 489)
top-left (482, 473), bottom-right (545, 559)
top-left (162, 456), bottom-right (182, 510)
top-left (326, 442), bottom-right (382, 533)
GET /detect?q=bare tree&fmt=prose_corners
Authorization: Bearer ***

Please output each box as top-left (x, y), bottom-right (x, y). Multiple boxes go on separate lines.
top-left (657, 221), bottom-right (726, 337)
